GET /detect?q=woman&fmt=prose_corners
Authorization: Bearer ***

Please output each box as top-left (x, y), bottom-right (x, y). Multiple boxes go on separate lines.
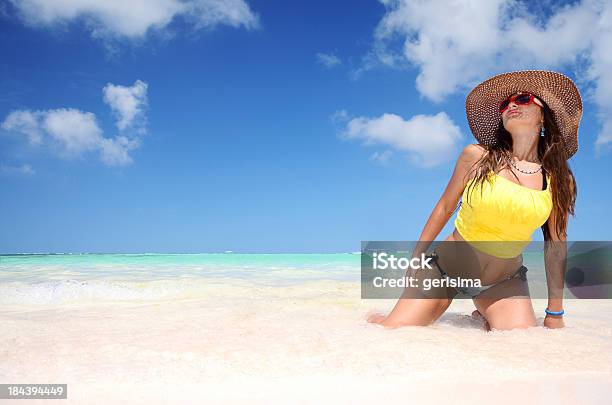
top-left (367, 70), bottom-right (582, 331)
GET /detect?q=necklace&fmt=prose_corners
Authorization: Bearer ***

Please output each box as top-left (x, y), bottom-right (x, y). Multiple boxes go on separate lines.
top-left (508, 156), bottom-right (542, 175)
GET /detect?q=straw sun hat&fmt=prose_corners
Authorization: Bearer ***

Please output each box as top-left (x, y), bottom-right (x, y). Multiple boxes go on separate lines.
top-left (465, 70), bottom-right (583, 159)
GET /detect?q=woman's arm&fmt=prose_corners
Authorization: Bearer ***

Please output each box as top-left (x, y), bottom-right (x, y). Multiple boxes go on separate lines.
top-left (543, 176), bottom-right (573, 329)
top-left (411, 143), bottom-right (484, 259)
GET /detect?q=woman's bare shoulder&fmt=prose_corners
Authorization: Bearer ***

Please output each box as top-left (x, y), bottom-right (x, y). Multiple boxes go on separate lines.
top-left (458, 143), bottom-right (487, 164)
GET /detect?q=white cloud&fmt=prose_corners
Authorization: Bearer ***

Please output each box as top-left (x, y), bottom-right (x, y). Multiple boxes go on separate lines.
top-left (99, 135), bottom-right (140, 166)
top-left (8, 0), bottom-right (259, 39)
top-left (103, 80), bottom-right (148, 131)
top-left (339, 111), bottom-right (463, 167)
top-left (42, 108), bottom-right (103, 156)
top-left (185, 0), bottom-right (260, 30)
top-left (0, 163), bottom-right (35, 176)
top-left (1, 81), bottom-right (148, 167)
top-left (586, 1), bottom-right (612, 152)
top-left (368, 0), bottom-right (612, 151)
top-left (317, 52), bottom-right (342, 68)
top-left (0, 110), bottom-right (43, 145)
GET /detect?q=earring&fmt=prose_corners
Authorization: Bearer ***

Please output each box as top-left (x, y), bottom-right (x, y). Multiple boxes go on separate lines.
top-left (540, 126), bottom-right (545, 137)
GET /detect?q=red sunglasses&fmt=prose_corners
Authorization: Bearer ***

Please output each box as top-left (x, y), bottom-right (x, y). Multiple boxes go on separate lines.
top-left (499, 92), bottom-right (542, 113)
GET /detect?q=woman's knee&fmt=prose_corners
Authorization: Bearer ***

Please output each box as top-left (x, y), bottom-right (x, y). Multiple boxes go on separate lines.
top-left (475, 296), bottom-right (537, 331)
top-left (485, 308), bottom-right (537, 331)
top-left (488, 317), bottom-right (537, 331)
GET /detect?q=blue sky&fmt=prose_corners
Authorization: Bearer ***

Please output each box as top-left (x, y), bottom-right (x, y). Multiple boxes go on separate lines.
top-left (1, 0), bottom-right (611, 253)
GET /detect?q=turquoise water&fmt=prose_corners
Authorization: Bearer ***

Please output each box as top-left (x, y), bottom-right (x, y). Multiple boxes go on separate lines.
top-left (5, 250), bottom-right (596, 305)
top-left (0, 253), bottom-right (361, 282)
top-left (0, 254), bottom-right (364, 305)
top-left (0, 251), bottom-right (550, 283)
top-left (0, 252), bottom-right (553, 304)
top-left (0, 252), bottom-right (557, 284)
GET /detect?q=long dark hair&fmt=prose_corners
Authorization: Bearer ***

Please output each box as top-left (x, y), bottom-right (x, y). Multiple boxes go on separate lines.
top-left (461, 102), bottom-right (577, 240)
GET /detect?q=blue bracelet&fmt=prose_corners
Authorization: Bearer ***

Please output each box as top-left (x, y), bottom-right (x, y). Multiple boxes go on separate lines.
top-left (545, 308), bottom-right (565, 316)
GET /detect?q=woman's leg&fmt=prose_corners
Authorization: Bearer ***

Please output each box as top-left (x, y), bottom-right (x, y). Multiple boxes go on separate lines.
top-left (367, 258), bottom-right (457, 328)
top-left (472, 276), bottom-right (537, 330)
top-left (372, 295), bottom-right (454, 328)
top-left (471, 309), bottom-right (491, 331)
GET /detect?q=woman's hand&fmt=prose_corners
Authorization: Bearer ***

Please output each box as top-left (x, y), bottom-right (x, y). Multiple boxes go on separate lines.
top-left (544, 314), bottom-right (565, 329)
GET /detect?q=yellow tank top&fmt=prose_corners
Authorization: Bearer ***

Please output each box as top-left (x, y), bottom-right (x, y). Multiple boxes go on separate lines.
top-left (454, 170), bottom-right (553, 258)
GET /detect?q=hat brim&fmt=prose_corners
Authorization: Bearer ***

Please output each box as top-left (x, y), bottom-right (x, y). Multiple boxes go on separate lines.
top-left (465, 70), bottom-right (583, 159)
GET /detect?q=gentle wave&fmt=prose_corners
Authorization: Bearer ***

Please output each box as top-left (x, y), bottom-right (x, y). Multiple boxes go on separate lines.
top-left (0, 279), bottom-right (191, 305)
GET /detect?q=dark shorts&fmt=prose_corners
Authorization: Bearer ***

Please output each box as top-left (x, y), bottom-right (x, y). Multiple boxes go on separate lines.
top-left (425, 251), bottom-right (528, 298)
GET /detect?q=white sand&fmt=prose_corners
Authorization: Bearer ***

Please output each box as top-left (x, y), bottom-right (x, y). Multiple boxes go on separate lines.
top-left (1, 279), bottom-right (611, 404)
